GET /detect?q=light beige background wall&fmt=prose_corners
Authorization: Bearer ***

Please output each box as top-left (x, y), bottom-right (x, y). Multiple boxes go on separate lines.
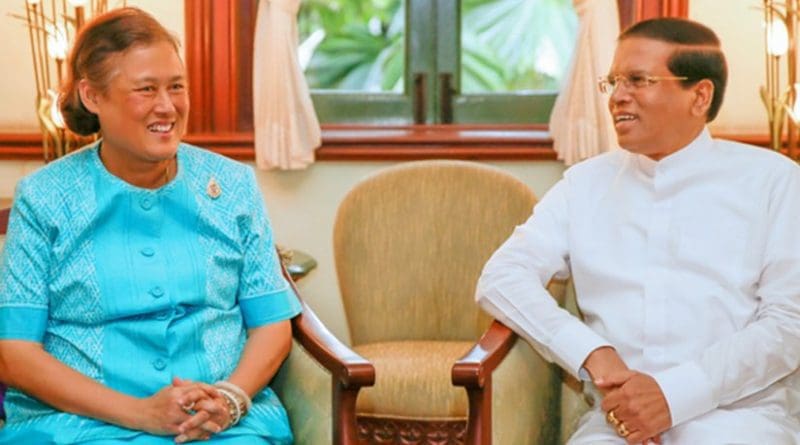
top-left (691, 0), bottom-right (766, 135)
top-left (0, 1), bottom-right (773, 341)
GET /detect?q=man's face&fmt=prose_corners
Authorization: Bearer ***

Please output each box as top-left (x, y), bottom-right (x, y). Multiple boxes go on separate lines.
top-left (607, 37), bottom-right (703, 160)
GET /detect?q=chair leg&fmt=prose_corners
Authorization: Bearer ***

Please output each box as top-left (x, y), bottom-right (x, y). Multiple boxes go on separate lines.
top-left (333, 380), bottom-right (364, 445)
top-left (465, 379), bottom-right (492, 445)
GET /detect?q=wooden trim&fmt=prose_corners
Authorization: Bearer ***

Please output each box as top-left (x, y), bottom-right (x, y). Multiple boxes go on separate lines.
top-left (0, 207), bottom-right (9, 235)
top-left (279, 259), bottom-right (373, 444)
top-left (185, 125), bottom-right (559, 161)
top-left (0, 131), bottom-right (778, 162)
top-left (185, 0), bottom-right (245, 133)
top-left (452, 320), bottom-right (518, 445)
top-left (355, 417), bottom-right (466, 444)
top-left (0, 133), bottom-right (47, 160)
top-left (184, 0), bottom-right (211, 132)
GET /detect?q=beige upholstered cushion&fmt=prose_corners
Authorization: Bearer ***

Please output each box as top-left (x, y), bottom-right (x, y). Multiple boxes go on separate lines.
top-left (334, 161), bottom-right (536, 345)
top-left (354, 341), bottom-right (473, 419)
top-left (558, 280), bottom-right (592, 443)
top-left (492, 338), bottom-right (561, 444)
top-left (271, 339), bottom-right (333, 445)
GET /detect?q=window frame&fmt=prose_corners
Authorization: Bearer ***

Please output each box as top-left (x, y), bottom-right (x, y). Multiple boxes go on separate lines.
top-left (181, 0), bottom-right (688, 161)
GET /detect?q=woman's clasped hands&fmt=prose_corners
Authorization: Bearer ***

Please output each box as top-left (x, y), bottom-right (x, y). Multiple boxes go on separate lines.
top-left (135, 377), bottom-right (232, 443)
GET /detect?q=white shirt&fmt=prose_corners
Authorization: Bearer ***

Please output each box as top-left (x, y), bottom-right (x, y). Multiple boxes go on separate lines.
top-left (476, 129), bottom-right (800, 434)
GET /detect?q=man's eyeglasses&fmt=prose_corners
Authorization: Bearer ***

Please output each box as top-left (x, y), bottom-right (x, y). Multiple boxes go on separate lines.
top-left (597, 73), bottom-right (689, 94)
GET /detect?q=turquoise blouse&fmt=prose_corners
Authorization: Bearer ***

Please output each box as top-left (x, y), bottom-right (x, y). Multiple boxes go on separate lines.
top-left (0, 142), bottom-right (302, 444)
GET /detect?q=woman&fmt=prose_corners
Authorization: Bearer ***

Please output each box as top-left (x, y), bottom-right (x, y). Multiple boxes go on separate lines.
top-left (0, 7), bottom-right (301, 444)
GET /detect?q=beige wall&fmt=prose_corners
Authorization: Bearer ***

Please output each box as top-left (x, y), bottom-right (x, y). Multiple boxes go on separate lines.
top-left (0, 2), bottom-right (774, 341)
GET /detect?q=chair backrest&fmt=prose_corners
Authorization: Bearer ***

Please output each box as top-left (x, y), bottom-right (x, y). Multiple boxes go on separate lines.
top-left (334, 160), bottom-right (537, 346)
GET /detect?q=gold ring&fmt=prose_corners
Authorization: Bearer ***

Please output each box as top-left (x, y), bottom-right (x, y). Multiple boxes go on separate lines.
top-left (617, 421), bottom-right (630, 437)
top-left (606, 410), bottom-right (620, 426)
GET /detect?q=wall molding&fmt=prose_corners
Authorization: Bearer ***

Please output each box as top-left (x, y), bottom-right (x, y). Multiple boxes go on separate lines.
top-left (0, 126), bottom-right (559, 161)
top-left (0, 130), bottom-right (774, 162)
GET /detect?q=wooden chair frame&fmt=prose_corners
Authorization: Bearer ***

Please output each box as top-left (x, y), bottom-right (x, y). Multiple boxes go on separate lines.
top-left (452, 320), bottom-right (517, 444)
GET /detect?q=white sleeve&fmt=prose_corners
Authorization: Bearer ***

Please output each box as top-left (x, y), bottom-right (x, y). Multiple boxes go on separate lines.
top-left (653, 166), bottom-right (800, 426)
top-left (475, 178), bottom-right (612, 379)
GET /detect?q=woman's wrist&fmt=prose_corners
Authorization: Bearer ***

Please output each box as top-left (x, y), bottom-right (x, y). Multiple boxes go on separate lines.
top-left (111, 395), bottom-right (148, 432)
top-left (213, 381), bottom-right (251, 428)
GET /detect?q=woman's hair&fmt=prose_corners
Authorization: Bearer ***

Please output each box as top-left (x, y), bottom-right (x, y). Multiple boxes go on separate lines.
top-left (620, 18), bottom-right (728, 122)
top-left (60, 7), bottom-right (181, 135)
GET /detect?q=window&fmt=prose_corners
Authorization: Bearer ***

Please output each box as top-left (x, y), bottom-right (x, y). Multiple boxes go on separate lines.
top-left (298, 0), bottom-right (578, 125)
top-left (181, 0), bottom-right (689, 158)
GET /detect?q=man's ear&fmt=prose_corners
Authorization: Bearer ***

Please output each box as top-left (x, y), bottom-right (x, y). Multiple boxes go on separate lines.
top-left (691, 79), bottom-right (714, 118)
top-left (77, 79), bottom-right (100, 114)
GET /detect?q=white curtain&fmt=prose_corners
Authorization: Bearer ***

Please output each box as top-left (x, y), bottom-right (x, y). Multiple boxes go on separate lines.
top-left (253, 0), bottom-right (321, 170)
top-left (548, 0), bottom-right (620, 166)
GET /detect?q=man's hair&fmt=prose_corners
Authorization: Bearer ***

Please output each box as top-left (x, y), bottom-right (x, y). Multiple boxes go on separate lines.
top-left (620, 18), bottom-right (728, 122)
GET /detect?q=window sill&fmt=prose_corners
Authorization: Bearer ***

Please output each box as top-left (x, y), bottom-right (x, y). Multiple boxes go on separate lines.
top-left (0, 125), bottom-right (557, 161)
top-left (0, 128), bottom-right (775, 162)
top-left (184, 124), bottom-right (558, 161)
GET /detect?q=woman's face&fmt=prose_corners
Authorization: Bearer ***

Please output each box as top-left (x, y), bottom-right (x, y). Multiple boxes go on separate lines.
top-left (83, 41), bottom-right (188, 165)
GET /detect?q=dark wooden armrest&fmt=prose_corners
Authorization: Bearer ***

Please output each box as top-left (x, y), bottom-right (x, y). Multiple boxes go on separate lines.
top-left (291, 300), bottom-right (375, 389)
top-left (280, 259), bottom-right (375, 390)
top-left (452, 319), bottom-right (517, 389)
top-left (0, 208), bottom-right (10, 234)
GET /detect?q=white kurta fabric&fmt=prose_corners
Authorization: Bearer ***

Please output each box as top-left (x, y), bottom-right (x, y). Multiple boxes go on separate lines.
top-left (477, 129), bottom-right (800, 443)
top-left (253, 0), bottom-right (322, 170)
top-left (548, 0), bottom-right (619, 166)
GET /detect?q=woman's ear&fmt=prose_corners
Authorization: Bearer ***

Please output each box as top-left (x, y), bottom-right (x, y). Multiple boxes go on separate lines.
top-left (77, 79), bottom-right (100, 114)
top-left (691, 78), bottom-right (714, 118)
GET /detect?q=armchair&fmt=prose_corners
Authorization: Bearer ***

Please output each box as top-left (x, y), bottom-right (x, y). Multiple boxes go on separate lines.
top-left (0, 206), bottom-right (375, 443)
top-left (333, 160), bottom-right (586, 444)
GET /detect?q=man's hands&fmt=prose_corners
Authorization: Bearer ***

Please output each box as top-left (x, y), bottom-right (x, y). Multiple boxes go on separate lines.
top-left (582, 346), bottom-right (629, 394)
top-left (582, 347), bottom-right (670, 444)
top-left (597, 370), bottom-right (671, 444)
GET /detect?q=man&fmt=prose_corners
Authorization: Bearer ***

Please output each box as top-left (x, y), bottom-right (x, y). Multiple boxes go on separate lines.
top-left (476, 18), bottom-right (800, 444)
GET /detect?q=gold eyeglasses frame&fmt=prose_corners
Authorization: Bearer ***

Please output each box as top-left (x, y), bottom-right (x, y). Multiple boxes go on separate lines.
top-left (597, 74), bottom-right (690, 94)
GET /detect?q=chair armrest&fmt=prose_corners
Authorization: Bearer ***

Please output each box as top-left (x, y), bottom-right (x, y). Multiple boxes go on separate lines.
top-left (0, 208), bottom-right (9, 235)
top-left (280, 259), bottom-right (375, 390)
top-left (452, 319), bottom-right (516, 389)
top-left (291, 300), bottom-right (375, 389)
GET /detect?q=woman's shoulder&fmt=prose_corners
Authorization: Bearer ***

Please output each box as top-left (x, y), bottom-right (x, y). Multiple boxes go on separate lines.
top-left (17, 146), bottom-right (97, 199)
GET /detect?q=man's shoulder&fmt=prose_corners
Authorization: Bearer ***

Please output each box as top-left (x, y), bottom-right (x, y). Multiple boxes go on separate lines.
top-left (563, 149), bottom-right (627, 180)
top-left (713, 138), bottom-right (799, 175)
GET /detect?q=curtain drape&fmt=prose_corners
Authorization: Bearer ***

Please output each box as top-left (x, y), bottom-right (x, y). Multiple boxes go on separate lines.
top-left (253, 0), bottom-right (321, 170)
top-left (548, 0), bottom-right (620, 166)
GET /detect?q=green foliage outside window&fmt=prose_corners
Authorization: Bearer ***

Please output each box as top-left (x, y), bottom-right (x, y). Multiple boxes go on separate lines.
top-left (299, 0), bottom-right (577, 94)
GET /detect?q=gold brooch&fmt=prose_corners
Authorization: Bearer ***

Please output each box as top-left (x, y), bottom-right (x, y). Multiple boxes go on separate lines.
top-left (207, 177), bottom-right (221, 199)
